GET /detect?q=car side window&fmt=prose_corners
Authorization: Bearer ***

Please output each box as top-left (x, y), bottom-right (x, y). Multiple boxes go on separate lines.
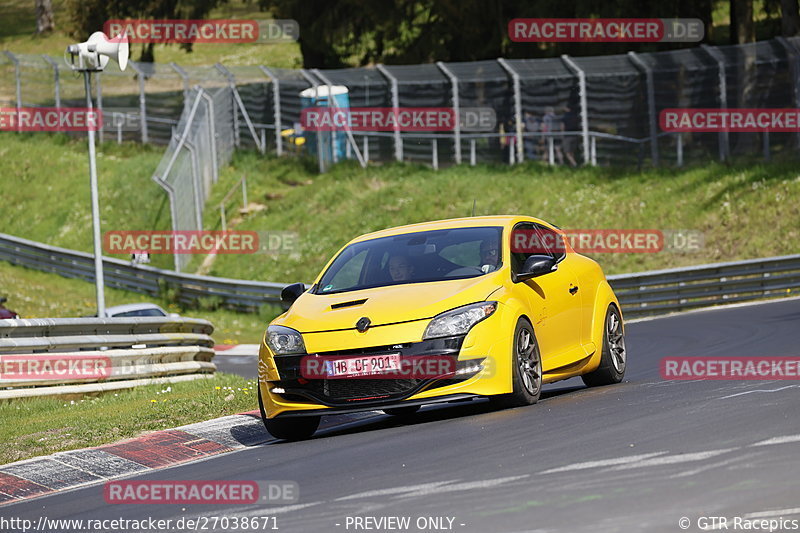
top-left (534, 224), bottom-right (566, 263)
top-left (510, 222), bottom-right (566, 275)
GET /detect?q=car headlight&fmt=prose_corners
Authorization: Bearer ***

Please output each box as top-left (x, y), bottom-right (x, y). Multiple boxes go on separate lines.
top-left (423, 302), bottom-right (497, 340)
top-left (266, 325), bottom-right (306, 355)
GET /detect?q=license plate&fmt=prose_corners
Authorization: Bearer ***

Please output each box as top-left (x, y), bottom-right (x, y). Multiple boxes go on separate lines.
top-left (325, 353), bottom-right (401, 377)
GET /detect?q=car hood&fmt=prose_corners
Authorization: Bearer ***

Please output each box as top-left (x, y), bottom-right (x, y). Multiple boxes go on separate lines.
top-left (277, 273), bottom-right (503, 334)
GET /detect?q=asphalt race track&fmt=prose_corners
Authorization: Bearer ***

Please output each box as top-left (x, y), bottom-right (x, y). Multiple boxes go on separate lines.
top-left (5, 298), bottom-right (800, 533)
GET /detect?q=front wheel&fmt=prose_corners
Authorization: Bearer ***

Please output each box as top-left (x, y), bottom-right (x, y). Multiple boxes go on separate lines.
top-left (491, 318), bottom-right (542, 408)
top-left (258, 387), bottom-right (320, 440)
top-left (581, 305), bottom-right (626, 387)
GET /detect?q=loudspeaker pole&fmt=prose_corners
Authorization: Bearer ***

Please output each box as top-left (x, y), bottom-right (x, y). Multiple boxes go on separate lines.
top-left (83, 69), bottom-right (106, 317)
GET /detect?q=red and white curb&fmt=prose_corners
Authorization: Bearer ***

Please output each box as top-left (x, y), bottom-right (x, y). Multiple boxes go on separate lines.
top-left (214, 344), bottom-right (260, 356)
top-left (0, 409), bottom-right (378, 506)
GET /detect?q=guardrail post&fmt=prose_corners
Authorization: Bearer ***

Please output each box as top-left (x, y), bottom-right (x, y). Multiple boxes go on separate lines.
top-left (128, 61), bottom-right (149, 143)
top-left (436, 62), bottom-right (462, 165)
top-left (677, 133), bottom-right (684, 167)
top-left (561, 55), bottom-right (591, 166)
top-left (497, 58), bottom-right (524, 163)
top-left (628, 52), bottom-right (659, 167)
top-left (377, 64), bottom-right (403, 162)
top-left (763, 130), bottom-right (770, 161)
top-left (432, 138), bottom-right (439, 169)
top-left (702, 45), bottom-right (729, 162)
top-left (258, 66), bottom-right (282, 156)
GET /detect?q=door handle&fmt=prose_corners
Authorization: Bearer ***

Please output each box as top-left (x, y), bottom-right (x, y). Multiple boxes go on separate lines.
top-left (569, 285), bottom-right (579, 295)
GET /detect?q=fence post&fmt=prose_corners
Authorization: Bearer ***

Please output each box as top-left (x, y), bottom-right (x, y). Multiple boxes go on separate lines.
top-left (701, 45), bottom-right (729, 162)
top-left (561, 55), bottom-right (591, 166)
top-left (436, 62), bottom-right (462, 165)
top-left (299, 70), bottom-right (327, 173)
top-left (628, 52), bottom-right (659, 166)
top-left (376, 64), bottom-right (403, 162)
top-left (470, 139), bottom-right (476, 166)
top-left (258, 66), bottom-right (282, 156)
top-left (197, 90), bottom-right (219, 184)
top-left (127, 61), bottom-right (149, 143)
top-left (215, 63), bottom-right (240, 148)
top-left (169, 62), bottom-right (190, 113)
top-left (312, 68), bottom-right (366, 168)
top-left (42, 55), bottom-right (60, 108)
top-left (497, 58), bottom-right (524, 163)
top-left (776, 37), bottom-right (800, 150)
top-left (4, 51), bottom-right (21, 132)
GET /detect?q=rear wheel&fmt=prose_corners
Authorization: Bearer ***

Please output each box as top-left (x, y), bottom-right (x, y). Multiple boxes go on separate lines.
top-left (383, 405), bottom-right (421, 417)
top-left (491, 318), bottom-right (542, 408)
top-left (258, 386), bottom-right (320, 440)
top-left (581, 305), bottom-right (626, 387)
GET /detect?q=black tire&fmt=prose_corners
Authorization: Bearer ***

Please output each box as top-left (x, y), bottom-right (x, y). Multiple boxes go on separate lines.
top-left (491, 317), bottom-right (542, 408)
top-left (383, 405), bottom-right (421, 417)
top-left (582, 305), bottom-right (626, 387)
top-left (258, 387), bottom-right (320, 440)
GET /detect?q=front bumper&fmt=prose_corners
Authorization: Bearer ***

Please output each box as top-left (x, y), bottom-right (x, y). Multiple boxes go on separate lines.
top-left (260, 311), bottom-right (514, 418)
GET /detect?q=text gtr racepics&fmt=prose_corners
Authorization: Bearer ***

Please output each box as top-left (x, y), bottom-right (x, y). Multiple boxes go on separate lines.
top-left (258, 216), bottom-right (627, 440)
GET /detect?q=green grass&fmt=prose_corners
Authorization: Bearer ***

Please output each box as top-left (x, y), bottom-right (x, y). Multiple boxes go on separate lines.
top-left (2, 132), bottom-right (799, 341)
top-left (0, 0), bottom-right (301, 68)
top-left (201, 151), bottom-right (800, 283)
top-left (0, 373), bottom-right (260, 465)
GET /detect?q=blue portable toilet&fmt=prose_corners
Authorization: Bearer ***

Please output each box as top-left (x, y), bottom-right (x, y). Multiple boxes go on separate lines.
top-left (299, 85), bottom-right (350, 164)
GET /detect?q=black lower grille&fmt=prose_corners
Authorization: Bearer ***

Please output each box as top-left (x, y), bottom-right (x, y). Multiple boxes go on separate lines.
top-left (307, 378), bottom-right (423, 401)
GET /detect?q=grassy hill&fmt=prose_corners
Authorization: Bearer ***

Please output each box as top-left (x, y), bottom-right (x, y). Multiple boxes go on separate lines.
top-left (1, 132), bottom-right (799, 342)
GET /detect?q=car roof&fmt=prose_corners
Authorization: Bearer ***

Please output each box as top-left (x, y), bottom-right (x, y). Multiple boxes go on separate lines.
top-left (105, 303), bottom-right (166, 316)
top-left (350, 215), bottom-right (547, 243)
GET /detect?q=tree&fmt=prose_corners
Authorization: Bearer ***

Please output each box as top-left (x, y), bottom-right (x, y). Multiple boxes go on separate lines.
top-left (730, 0), bottom-right (756, 43)
top-left (36, 0), bottom-right (55, 34)
top-left (781, 0), bottom-right (800, 35)
top-left (65, 0), bottom-right (226, 62)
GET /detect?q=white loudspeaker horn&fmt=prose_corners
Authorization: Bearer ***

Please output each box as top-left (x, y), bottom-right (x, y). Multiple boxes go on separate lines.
top-left (67, 31), bottom-right (129, 71)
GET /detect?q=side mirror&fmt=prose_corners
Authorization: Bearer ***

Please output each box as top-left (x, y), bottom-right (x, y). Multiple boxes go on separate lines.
top-left (514, 255), bottom-right (557, 282)
top-left (281, 282), bottom-right (306, 306)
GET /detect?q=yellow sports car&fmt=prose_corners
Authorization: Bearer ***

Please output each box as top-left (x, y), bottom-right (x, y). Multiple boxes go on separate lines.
top-left (258, 216), bottom-right (626, 440)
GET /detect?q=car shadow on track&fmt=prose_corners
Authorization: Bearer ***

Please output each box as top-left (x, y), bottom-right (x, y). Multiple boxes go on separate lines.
top-left (302, 383), bottom-right (589, 442)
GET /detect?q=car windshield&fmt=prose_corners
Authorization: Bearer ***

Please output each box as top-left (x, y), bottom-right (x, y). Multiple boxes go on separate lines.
top-left (113, 308), bottom-right (166, 317)
top-left (314, 226), bottom-right (503, 295)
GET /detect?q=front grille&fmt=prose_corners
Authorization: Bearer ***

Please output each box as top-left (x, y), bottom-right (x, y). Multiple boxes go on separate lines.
top-left (306, 378), bottom-right (423, 401)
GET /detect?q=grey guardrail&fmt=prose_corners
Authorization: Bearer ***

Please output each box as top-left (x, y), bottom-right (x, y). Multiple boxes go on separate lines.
top-left (0, 317), bottom-right (216, 399)
top-left (0, 232), bottom-right (286, 312)
top-left (1, 232), bottom-right (799, 319)
top-left (609, 254), bottom-right (800, 317)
